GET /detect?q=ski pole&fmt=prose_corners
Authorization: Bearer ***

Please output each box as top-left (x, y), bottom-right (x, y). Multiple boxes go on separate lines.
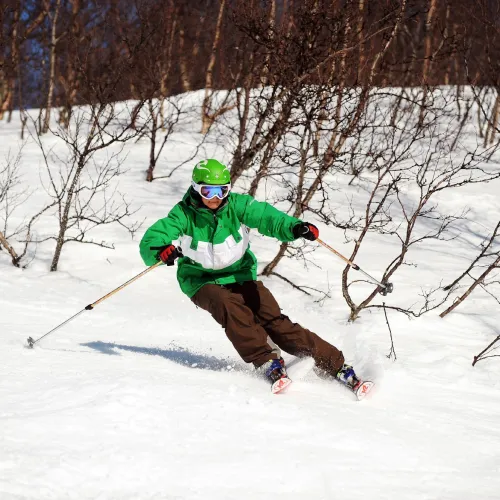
top-left (26, 260), bottom-right (164, 349)
top-left (316, 238), bottom-right (394, 296)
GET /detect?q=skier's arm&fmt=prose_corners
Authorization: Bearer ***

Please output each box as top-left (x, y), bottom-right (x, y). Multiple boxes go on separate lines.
top-left (232, 193), bottom-right (301, 243)
top-left (139, 204), bottom-right (188, 266)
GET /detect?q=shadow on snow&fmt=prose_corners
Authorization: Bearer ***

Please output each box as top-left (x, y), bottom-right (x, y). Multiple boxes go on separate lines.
top-left (81, 340), bottom-right (248, 373)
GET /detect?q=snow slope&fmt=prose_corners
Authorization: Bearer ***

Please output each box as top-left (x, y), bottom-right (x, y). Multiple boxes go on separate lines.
top-left (1, 95), bottom-right (500, 500)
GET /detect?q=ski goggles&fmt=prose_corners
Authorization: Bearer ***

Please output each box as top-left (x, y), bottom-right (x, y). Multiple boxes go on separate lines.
top-left (192, 181), bottom-right (232, 200)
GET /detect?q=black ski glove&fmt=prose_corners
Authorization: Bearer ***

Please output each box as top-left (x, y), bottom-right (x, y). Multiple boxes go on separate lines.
top-left (151, 244), bottom-right (183, 266)
top-left (293, 222), bottom-right (319, 241)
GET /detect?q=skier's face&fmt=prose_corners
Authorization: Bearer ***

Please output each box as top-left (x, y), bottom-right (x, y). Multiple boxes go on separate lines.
top-left (202, 196), bottom-right (223, 210)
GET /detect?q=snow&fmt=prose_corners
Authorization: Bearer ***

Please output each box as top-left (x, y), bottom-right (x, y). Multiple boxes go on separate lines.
top-left (1, 92), bottom-right (500, 499)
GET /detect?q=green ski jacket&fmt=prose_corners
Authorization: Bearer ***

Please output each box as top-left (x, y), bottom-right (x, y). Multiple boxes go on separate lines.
top-left (139, 189), bottom-right (301, 297)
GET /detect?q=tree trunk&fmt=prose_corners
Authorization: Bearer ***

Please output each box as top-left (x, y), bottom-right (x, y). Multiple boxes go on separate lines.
top-left (60, 0), bottom-right (81, 129)
top-left (248, 135), bottom-right (277, 196)
top-left (261, 0), bottom-right (276, 87)
top-left (201, 0), bottom-right (226, 134)
top-left (178, 26), bottom-right (192, 93)
top-left (260, 130), bottom-right (310, 276)
top-left (50, 157), bottom-right (84, 271)
top-left (42, 0), bottom-right (62, 134)
top-left (357, 0), bottom-right (365, 84)
top-left (390, 88), bottom-right (407, 128)
top-left (418, 0), bottom-right (437, 127)
top-left (484, 92), bottom-right (500, 147)
top-left (0, 230), bottom-right (20, 267)
top-left (147, 99), bottom-right (157, 182)
top-left (314, 2), bottom-right (350, 156)
top-left (0, 1), bottom-right (47, 120)
top-left (284, 0), bottom-right (294, 36)
top-left (17, 49), bottom-right (27, 139)
top-left (160, 7), bottom-right (177, 127)
top-left (230, 69), bottom-right (253, 181)
top-left (0, 1), bottom-right (20, 122)
top-left (50, 110), bottom-right (100, 271)
top-left (262, 242), bottom-right (289, 276)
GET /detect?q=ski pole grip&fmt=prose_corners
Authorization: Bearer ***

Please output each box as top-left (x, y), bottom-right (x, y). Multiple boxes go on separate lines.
top-left (352, 263), bottom-right (360, 271)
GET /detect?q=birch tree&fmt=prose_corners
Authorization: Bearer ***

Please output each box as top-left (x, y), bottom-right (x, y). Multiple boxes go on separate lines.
top-left (32, 102), bottom-right (145, 271)
top-left (41, 0), bottom-right (62, 134)
top-left (201, 0), bottom-right (227, 134)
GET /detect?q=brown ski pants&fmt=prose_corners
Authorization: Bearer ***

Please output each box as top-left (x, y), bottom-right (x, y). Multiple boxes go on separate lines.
top-left (191, 280), bottom-right (344, 376)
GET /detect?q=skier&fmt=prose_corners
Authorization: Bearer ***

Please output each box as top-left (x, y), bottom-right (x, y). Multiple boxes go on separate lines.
top-left (140, 159), bottom-right (371, 397)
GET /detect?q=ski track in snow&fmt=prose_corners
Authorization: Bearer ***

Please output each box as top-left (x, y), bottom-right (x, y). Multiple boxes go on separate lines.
top-left (1, 96), bottom-right (500, 499)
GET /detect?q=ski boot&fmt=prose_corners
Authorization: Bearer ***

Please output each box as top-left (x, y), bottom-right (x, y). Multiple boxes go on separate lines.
top-left (336, 364), bottom-right (374, 401)
top-left (262, 357), bottom-right (292, 394)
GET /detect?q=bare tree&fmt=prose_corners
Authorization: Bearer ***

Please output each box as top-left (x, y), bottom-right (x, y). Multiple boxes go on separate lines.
top-left (463, 1), bottom-right (500, 143)
top-left (0, 147), bottom-right (25, 264)
top-left (31, 102), bottom-right (145, 271)
top-left (336, 94), bottom-right (500, 320)
top-left (249, 80), bottom-right (500, 321)
top-left (0, 0), bottom-right (48, 121)
top-left (0, 144), bottom-right (56, 267)
top-left (259, 0), bottom-right (408, 278)
top-left (137, 96), bottom-right (187, 182)
top-left (1, 0), bottom-right (500, 120)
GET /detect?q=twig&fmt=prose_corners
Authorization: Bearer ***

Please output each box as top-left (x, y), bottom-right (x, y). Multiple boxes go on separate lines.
top-left (478, 281), bottom-right (500, 305)
top-left (443, 220), bottom-right (500, 291)
top-left (364, 304), bottom-right (415, 318)
top-left (383, 302), bottom-right (397, 361)
top-left (472, 335), bottom-right (500, 367)
top-left (266, 271), bottom-right (312, 296)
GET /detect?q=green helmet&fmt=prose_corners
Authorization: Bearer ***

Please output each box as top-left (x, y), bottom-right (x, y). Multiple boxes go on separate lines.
top-left (192, 159), bottom-right (230, 185)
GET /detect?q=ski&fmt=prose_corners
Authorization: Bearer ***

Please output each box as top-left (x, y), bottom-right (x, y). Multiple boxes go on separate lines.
top-left (354, 380), bottom-right (375, 401)
top-left (271, 376), bottom-right (292, 394)
top-left (269, 375), bottom-right (373, 398)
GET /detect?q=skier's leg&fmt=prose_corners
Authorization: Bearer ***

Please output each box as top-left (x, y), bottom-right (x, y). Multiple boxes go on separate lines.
top-left (268, 337), bottom-right (282, 358)
top-left (240, 280), bottom-right (345, 377)
top-left (191, 283), bottom-right (279, 367)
